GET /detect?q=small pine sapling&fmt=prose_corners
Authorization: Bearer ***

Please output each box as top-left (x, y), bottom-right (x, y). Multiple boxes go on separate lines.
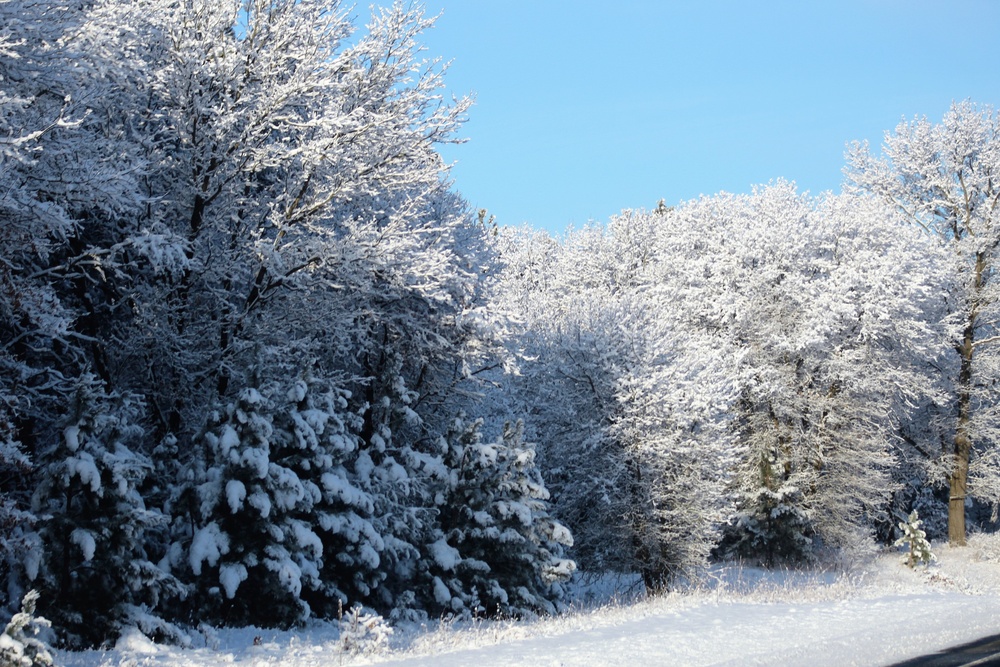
top-left (337, 602), bottom-right (393, 656)
top-left (895, 510), bottom-right (936, 568)
top-left (0, 590), bottom-right (54, 667)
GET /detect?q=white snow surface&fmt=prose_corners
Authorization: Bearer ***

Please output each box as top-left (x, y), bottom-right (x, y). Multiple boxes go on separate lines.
top-left (58, 536), bottom-right (1000, 667)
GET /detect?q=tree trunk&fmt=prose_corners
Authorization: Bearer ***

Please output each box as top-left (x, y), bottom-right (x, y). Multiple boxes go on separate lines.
top-left (949, 323), bottom-right (975, 545)
top-left (949, 253), bottom-right (985, 546)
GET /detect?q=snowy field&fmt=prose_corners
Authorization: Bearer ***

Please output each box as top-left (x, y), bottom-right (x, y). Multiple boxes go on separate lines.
top-left (59, 535), bottom-right (1000, 667)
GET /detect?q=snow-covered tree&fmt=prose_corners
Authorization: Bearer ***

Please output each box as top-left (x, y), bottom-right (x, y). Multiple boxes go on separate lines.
top-left (493, 220), bottom-right (738, 586)
top-left (277, 373), bottom-right (399, 619)
top-left (0, 0), bottom-right (145, 607)
top-left (494, 180), bottom-right (950, 579)
top-left (29, 375), bottom-right (179, 647)
top-left (491, 226), bottom-right (647, 575)
top-left (37, 0), bottom-right (479, 461)
top-left (846, 100), bottom-right (1000, 546)
top-left (430, 417), bottom-right (574, 617)
top-left (654, 184), bottom-right (949, 563)
top-left (895, 510), bottom-right (935, 569)
top-left (0, 0), bottom-right (574, 643)
top-left (176, 387), bottom-right (325, 627)
top-left (337, 603), bottom-right (393, 656)
top-left (610, 315), bottom-right (738, 586)
top-left (0, 590), bottom-right (53, 667)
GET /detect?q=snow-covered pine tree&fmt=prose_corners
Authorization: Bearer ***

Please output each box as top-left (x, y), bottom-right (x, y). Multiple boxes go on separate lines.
top-left (275, 375), bottom-right (386, 618)
top-left (337, 603), bottom-right (393, 656)
top-left (345, 349), bottom-right (443, 619)
top-left (895, 510), bottom-right (936, 568)
top-left (29, 375), bottom-right (179, 647)
top-left (0, 590), bottom-right (53, 667)
top-left (179, 387), bottom-right (322, 627)
top-left (717, 445), bottom-right (815, 566)
top-left (430, 416), bottom-right (574, 617)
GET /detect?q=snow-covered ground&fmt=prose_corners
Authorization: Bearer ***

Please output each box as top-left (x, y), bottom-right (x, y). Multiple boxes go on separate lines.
top-left (60, 535), bottom-right (1000, 667)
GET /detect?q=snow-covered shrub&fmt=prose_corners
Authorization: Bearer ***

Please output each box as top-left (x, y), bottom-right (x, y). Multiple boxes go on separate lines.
top-left (0, 591), bottom-right (53, 667)
top-left (895, 511), bottom-right (936, 569)
top-left (338, 604), bottom-right (393, 655)
top-left (968, 531), bottom-right (1000, 564)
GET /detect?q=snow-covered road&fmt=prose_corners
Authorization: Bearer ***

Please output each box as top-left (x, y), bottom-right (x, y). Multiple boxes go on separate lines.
top-left (372, 593), bottom-right (1000, 667)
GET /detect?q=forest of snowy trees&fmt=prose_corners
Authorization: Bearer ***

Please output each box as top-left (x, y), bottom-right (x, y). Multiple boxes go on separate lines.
top-left (3, 0), bottom-right (1000, 651)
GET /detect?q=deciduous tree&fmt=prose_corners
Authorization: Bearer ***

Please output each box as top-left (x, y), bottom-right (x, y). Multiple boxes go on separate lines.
top-left (847, 101), bottom-right (1000, 545)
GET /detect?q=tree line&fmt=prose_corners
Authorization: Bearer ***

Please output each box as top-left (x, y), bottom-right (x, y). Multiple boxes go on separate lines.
top-left (494, 102), bottom-right (1000, 586)
top-left (3, 0), bottom-right (1000, 649)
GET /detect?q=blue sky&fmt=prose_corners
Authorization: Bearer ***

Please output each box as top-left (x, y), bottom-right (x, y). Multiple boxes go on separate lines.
top-left (406, 1), bottom-right (1000, 235)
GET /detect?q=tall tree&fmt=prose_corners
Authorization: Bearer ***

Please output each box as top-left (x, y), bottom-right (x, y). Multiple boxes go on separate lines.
top-left (0, 0), bottom-right (148, 611)
top-left (495, 181), bottom-right (950, 579)
top-left (656, 184), bottom-right (948, 562)
top-left (847, 101), bottom-right (1000, 545)
top-left (493, 221), bottom-right (737, 587)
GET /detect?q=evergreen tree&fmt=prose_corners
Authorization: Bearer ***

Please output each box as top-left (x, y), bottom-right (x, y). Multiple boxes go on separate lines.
top-left (0, 590), bottom-right (53, 667)
top-left (432, 417), bottom-right (574, 617)
top-left (717, 448), bottom-right (815, 566)
top-left (895, 510), bottom-right (936, 568)
top-left (276, 376), bottom-right (386, 617)
top-left (29, 375), bottom-right (178, 647)
top-left (179, 387), bottom-right (321, 627)
top-left (348, 351), bottom-right (440, 618)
